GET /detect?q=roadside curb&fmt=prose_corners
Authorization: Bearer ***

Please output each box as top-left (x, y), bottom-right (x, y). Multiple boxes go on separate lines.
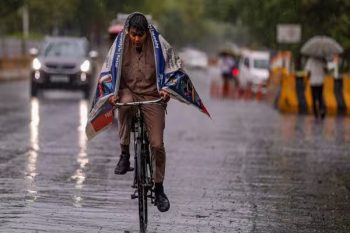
top-left (0, 70), bottom-right (29, 82)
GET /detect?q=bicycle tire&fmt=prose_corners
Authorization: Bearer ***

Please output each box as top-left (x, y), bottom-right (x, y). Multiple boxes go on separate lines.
top-left (136, 138), bottom-right (148, 233)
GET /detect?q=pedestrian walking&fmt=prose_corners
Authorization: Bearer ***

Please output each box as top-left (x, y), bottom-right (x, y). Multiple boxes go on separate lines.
top-left (305, 56), bottom-right (327, 119)
top-left (218, 53), bottom-right (235, 97)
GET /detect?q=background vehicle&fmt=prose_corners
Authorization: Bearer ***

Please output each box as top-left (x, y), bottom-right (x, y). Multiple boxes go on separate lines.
top-left (238, 50), bottom-right (270, 92)
top-left (178, 47), bottom-right (208, 69)
top-left (29, 36), bottom-right (98, 99)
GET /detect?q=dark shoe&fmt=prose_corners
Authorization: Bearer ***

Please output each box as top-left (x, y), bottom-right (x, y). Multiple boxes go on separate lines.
top-left (320, 111), bottom-right (326, 120)
top-left (155, 185), bottom-right (170, 212)
top-left (114, 154), bottom-right (132, 175)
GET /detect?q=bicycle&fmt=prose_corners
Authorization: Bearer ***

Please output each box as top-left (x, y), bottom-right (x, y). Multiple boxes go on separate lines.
top-left (114, 98), bottom-right (164, 233)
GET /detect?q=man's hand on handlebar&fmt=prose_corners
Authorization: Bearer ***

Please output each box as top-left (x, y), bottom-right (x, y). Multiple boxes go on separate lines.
top-left (108, 95), bottom-right (119, 105)
top-left (159, 90), bottom-right (170, 102)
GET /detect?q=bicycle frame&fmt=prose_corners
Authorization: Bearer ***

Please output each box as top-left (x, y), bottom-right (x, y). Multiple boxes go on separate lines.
top-left (114, 98), bottom-right (163, 233)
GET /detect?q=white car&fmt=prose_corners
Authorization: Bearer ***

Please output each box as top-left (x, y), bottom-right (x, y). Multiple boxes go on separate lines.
top-left (238, 50), bottom-right (270, 92)
top-left (178, 48), bottom-right (208, 69)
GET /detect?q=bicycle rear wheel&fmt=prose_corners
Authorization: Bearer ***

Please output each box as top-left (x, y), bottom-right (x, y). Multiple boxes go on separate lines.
top-left (136, 138), bottom-right (148, 233)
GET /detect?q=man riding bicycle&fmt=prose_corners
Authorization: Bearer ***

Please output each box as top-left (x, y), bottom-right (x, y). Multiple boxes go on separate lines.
top-left (108, 13), bottom-right (170, 212)
top-left (86, 12), bottom-right (209, 215)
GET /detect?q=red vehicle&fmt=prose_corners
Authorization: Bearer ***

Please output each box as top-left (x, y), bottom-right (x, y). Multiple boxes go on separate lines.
top-left (231, 65), bottom-right (240, 79)
top-left (108, 24), bottom-right (123, 43)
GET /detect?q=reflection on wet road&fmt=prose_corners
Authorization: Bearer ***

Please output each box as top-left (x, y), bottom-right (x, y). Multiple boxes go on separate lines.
top-left (71, 101), bottom-right (88, 208)
top-left (26, 98), bottom-right (39, 203)
top-left (1, 71), bottom-right (350, 232)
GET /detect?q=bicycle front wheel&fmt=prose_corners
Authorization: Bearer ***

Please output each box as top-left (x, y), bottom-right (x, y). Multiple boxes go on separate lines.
top-left (136, 138), bottom-right (148, 233)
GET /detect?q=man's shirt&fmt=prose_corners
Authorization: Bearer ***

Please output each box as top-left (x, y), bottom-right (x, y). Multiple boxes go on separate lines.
top-left (120, 34), bottom-right (158, 96)
top-left (305, 57), bottom-right (326, 86)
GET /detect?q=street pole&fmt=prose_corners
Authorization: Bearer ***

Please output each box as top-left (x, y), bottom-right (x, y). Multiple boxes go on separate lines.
top-left (21, 2), bottom-right (29, 56)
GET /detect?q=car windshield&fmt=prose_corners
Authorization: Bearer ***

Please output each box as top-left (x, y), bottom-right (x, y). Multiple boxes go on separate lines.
top-left (253, 59), bottom-right (269, 70)
top-left (42, 41), bottom-right (85, 58)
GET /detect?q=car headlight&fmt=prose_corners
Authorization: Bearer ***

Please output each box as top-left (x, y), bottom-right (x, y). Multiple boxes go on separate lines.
top-left (80, 60), bottom-right (90, 73)
top-left (32, 58), bottom-right (41, 70)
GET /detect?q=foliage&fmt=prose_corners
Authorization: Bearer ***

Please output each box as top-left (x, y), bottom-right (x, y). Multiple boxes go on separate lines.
top-left (28, 0), bottom-right (76, 35)
top-left (205, 0), bottom-right (350, 52)
top-left (0, 0), bottom-right (24, 34)
top-left (0, 0), bottom-right (24, 17)
top-left (1, 0), bottom-right (350, 55)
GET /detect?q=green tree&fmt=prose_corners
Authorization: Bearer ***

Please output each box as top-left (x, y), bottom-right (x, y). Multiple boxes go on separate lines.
top-left (28, 0), bottom-right (76, 35)
top-left (154, 0), bottom-right (208, 48)
top-left (204, 0), bottom-right (350, 51)
top-left (0, 0), bottom-right (24, 17)
top-left (0, 0), bottom-right (24, 34)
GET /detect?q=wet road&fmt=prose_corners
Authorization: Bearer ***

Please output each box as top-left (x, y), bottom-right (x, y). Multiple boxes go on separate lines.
top-left (1, 69), bottom-right (350, 233)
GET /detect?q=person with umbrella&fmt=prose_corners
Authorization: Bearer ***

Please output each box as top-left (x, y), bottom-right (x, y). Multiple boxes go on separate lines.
top-left (301, 36), bottom-right (343, 119)
top-left (304, 56), bottom-right (327, 119)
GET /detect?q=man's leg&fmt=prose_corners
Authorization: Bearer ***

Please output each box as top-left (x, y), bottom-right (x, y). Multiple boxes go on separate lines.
top-left (318, 85), bottom-right (326, 119)
top-left (311, 85), bottom-right (319, 119)
top-left (115, 90), bottom-right (134, 174)
top-left (142, 102), bottom-right (170, 212)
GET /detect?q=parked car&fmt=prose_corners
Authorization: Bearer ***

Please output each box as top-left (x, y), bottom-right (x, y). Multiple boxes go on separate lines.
top-left (29, 36), bottom-right (98, 98)
top-left (178, 47), bottom-right (208, 69)
top-left (238, 50), bottom-right (270, 92)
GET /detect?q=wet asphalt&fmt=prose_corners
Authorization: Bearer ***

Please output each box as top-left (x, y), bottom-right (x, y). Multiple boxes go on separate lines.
top-left (1, 68), bottom-right (350, 233)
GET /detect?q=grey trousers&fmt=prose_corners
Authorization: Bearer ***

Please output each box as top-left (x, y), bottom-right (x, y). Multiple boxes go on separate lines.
top-left (118, 89), bottom-right (166, 183)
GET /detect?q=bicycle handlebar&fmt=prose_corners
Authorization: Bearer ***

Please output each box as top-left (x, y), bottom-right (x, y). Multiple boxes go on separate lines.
top-left (113, 97), bottom-right (164, 108)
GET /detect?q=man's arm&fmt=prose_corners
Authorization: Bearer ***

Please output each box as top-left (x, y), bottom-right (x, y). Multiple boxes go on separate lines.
top-left (304, 59), bottom-right (311, 79)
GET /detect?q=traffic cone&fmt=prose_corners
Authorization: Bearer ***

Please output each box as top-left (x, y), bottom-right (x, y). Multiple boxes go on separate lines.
top-left (244, 83), bottom-right (252, 99)
top-left (222, 79), bottom-right (229, 98)
top-left (256, 84), bottom-right (263, 100)
top-left (228, 82), bottom-right (236, 99)
top-left (237, 87), bottom-right (244, 99)
top-left (210, 81), bottom-right (221, 98)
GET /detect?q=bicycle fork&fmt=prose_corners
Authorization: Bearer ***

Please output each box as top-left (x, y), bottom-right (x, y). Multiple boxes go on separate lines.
top-left (130, 136), bottom-right (155, 204)
top-left (131, 152), bottom-right (155, 203)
